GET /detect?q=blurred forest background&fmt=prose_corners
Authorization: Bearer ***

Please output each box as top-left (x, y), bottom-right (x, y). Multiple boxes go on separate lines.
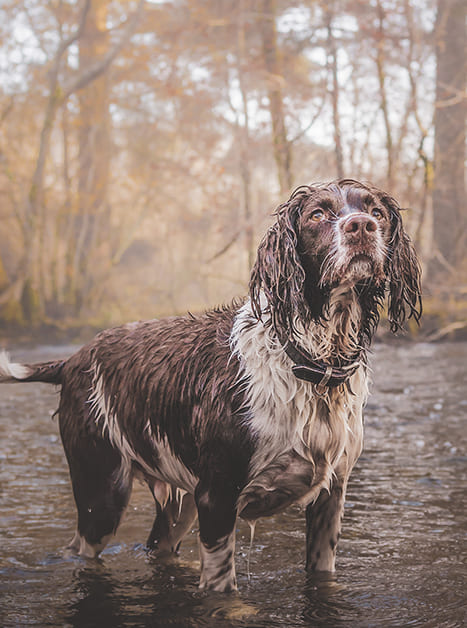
top-left (0, 0), bottom-right (465, 340)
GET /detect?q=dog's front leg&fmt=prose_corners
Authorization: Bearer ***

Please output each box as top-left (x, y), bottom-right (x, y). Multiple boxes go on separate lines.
top-left (305, 479), bottom-right (347, 572)
top-left (195, 480), bottom-right (238, 592)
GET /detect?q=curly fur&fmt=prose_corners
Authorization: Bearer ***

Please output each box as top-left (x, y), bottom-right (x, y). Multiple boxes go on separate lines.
top-left (250, 179), bottom-right (421, 343)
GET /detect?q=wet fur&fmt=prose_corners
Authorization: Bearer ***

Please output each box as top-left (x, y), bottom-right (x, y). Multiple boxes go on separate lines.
top-left (0, 179), bottom-right (421, 592)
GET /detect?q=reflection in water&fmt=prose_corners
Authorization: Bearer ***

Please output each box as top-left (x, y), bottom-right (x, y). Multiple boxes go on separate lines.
top-left (67, 564), bottom-right (123, 628)
top-left (0, 342), bottom-right (466, 627)
top-left (302, 574), bottom-right (363, 627)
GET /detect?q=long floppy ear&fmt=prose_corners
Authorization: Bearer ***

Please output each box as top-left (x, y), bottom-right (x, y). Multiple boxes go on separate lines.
top-left (249, 187), bottom-right (311, 338)
top-left (379, 193), bottom-right (422, 332)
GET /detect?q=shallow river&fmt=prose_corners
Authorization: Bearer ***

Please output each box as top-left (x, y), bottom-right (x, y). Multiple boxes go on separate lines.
top-left (0, 342), bottom-right (466, 627)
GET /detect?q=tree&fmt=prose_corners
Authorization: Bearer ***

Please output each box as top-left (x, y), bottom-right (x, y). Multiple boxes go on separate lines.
top-left (259, 0), bottom-right (293, 194)
top-left (0, 0), bottom-right (144, 323)
top-left (69, 0), bottom-right (112, 314)
top-left (432, 0), bottom-right (467, 275)
top-left (0, 0), bottom-right (463, 333)
top-left (324, 2), bottom-right (344, 178)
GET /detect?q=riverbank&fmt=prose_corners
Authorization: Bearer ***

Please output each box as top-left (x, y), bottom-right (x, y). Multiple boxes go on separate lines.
top-left (2, 300), bottom-right (467, 349)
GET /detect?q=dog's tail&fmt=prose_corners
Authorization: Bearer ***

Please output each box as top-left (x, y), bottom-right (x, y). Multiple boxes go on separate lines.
top-left (0, 351), bottom-right (65, 385)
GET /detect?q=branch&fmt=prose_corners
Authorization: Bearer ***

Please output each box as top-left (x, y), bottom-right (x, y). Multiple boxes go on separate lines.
top-left (52, 0), bottom-right (92, 80)
top-left (205, 231), bottom-right (241, 263)
top-left (62, 0), bottom-right (145, 99)
top-left (434, 86), bottom-right (467, 109)
top-left (289, 98), bottom-right (326, 144)
top-left (426, 320), bottom-right (467, 342)
top-left (0, 96), bottom-right (14, 125)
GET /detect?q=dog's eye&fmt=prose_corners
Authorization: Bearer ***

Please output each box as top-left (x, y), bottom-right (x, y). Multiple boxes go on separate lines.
top-left (371, 208), bottom-right (384, 220)
top-left (310, 209), bottom-right (325, 222)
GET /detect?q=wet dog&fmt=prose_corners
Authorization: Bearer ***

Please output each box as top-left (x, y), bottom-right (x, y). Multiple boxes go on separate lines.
top-left (0, 180), bottom-right (421, 591)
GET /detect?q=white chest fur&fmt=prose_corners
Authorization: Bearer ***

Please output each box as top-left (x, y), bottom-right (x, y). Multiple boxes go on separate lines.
top-left (230, 294), bottom-right (366, 517)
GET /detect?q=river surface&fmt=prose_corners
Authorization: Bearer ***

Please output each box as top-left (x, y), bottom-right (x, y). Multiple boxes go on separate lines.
top-left (0, 341), bottom-right (466, 627)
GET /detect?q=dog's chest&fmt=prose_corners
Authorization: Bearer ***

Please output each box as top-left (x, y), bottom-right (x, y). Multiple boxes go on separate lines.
top-left (231, 307), bottom-right (366, 519)
top-left (232, 312), bottom-right (362, 460)
top-left (238, 384), bottom-right (361, 519)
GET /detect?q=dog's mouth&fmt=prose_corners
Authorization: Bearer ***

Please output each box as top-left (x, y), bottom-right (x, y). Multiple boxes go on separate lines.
top-left (340, 252), bottom-right (384, 284)
top-left (349, 253), bottom-right (373, 265)
top-left (345, 252), bottom-right (374, 272)
top-left (319, 248), bottom-right (386, 289)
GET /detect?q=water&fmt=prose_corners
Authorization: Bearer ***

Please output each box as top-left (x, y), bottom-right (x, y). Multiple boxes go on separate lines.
top-left (0, 342), bottom-right (466, 627)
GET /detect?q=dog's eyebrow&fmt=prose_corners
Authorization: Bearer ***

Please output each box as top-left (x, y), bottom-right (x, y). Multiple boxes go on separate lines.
top-left (362, 193), bottom-right (378, 206)
top-left (303, 194), bottom-right (336, 210)
top-left (319, 197), bottom-right (336, 210)
top-left (320, 198), bottom-right (340, 220)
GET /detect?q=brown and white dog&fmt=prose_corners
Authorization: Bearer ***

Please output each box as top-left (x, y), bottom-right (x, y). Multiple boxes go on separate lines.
top-left (0, 180), bottom-right (421, 592)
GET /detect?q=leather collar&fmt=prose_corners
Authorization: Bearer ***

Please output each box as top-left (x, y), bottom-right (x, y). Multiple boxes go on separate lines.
top-left (283, 339), bottom-right (361, 387)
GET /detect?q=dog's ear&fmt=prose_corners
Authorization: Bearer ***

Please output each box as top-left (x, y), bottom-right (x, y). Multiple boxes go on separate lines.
top-left (379, 193), bottom-right (422, 332)
top-left (249, 187), bottom-right (311, 337)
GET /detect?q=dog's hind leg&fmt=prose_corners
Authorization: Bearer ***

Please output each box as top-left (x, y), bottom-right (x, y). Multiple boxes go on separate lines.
top-left (62, 433), bottom-right (133, 558)
top-left (146, 483), bottom-right (197, 553)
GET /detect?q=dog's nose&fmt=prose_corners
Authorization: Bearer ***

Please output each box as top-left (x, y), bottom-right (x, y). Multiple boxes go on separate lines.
top-left (343, 214), bottom-right (377, 235)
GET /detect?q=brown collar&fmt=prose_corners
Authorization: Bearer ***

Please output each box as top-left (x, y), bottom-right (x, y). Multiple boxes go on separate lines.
top-left (283, 339), bottom-right (361, 387)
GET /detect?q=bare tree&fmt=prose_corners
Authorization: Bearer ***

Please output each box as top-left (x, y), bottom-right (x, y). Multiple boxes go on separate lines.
top-left (259, 0), bottom-right (293, 194)
top-left (0, 0), bottom-right (145, 322)
top-left (432, 0), bottom-right (467, 275)
top-left (374, 0), bottom-right (394, 189)
top-left (324, 3), bottom-right (344, 179)
top-left (237, 0), bottom-right (255, 273)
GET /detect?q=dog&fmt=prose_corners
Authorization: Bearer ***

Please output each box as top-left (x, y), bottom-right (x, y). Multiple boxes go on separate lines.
top-left (0, 179), bottom-right (421, 592)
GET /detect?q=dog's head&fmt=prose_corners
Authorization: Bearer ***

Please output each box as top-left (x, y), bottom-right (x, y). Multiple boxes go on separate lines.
top-left (249, 179), bottom-right (422, 339)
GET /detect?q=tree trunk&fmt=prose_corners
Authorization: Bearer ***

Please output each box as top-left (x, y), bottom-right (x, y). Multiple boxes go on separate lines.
top-left (259, 0), bottom-right (292, 195)
top-left (375, 0), bottom-right (394, 189)
top-left (432, 0), bottom-right (467, 274)
top-left (68, 0), bottom-right (111, 314)
top-left (325, 5), bottom-right (344, 179)
top-left (237, 0), bottom-right (255, 275)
